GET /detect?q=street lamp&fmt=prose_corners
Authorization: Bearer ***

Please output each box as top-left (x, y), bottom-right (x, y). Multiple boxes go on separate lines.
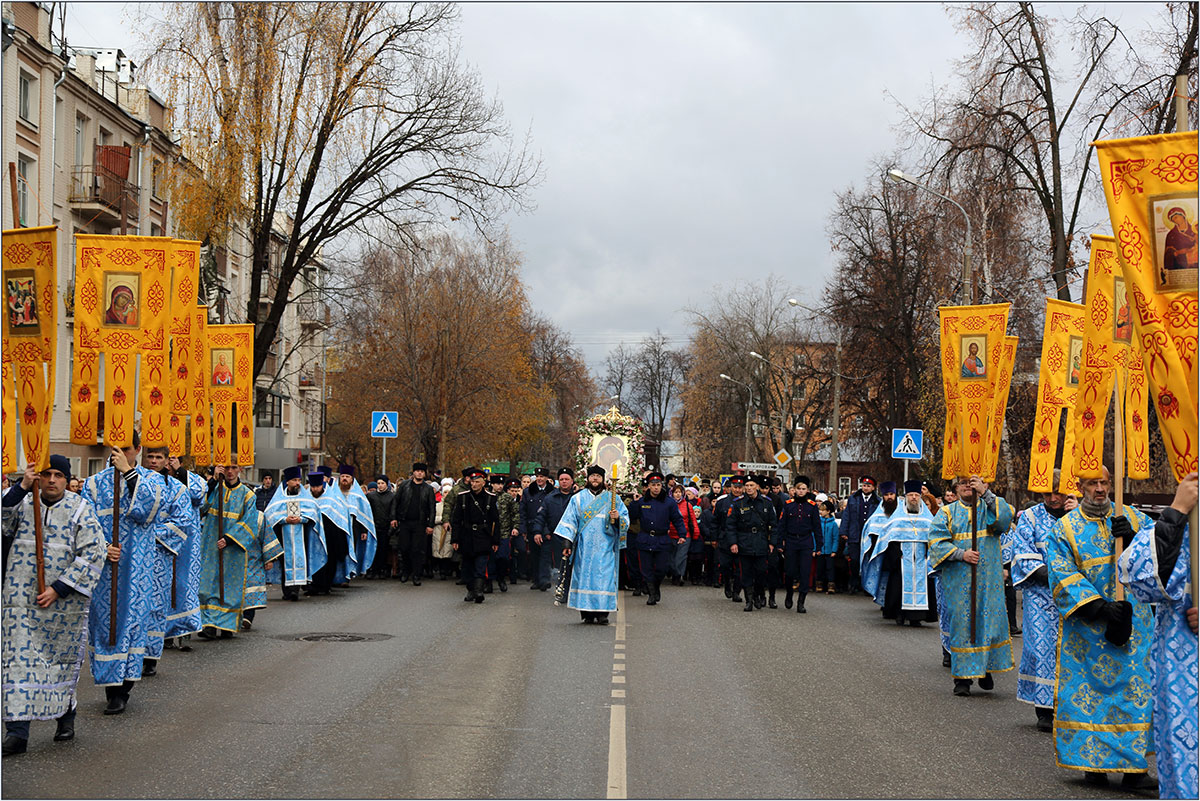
top-left (719, 373), bottom-right (755, 462)
top-left (887, 168), bottom-right (974, 305)
top-left (750, 351), bottom-right (793, 459)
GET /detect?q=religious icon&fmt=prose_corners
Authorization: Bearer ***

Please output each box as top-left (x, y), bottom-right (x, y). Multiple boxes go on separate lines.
top-left (959, 335), bottom-right (987, 380)
top-left (102, 273), bottom-right (140, 328)
top-left (4, 271), bottom-right (39, 334)
top-left (286, 498), bottom-right (300, 519)
top-left (590, 433), bottom-right (630, 480)
top-left (1112, 277), bottom-right (1132, 343)
top-left (210, 349), bottom-right (235, 387)
top-left (1151, 195), bottom-right (1198, 292)
top-left (1066, 336), bottom-right (1083, 388)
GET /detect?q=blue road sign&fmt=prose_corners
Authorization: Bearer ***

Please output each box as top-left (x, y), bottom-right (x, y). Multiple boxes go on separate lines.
top-left (891, 428), bottom-right (923, 460)
top-left (371, 411), bottom-right (399, 439)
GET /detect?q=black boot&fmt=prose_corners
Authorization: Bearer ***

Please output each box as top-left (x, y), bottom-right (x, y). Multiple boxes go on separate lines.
top-left (654, 579), bottom-right (663, 604)
top-left (1, 735), bottom-right (26, 757)
top-left (103, 686), bottom-right (127, 715)
top-left (784, 588), bottom-right (794, 609)
top-left (498, 578), bottom-right (508, 592)
top-left (142, 658), bottom-right (157, 677)
top-left (483, 579), bottom-right (494, 594)
top-left (730, 589), bottom-right (742, 602)
top-left (473, 579), bottom-right (485, 604)
top-left (953, 679), bottom-right (972, 697)
top-left (463, 581), bottom-right (476, 602)
top-left (723, 581), bottom-right (733, 599)
top-left (942, 648), bottom-right (952, 668)
top-left (1035, 707), bottom-right (1054, 732)
top-left (744, 594), bottom-right (754, 612)
top-left (768, 590), bottom-right (777, 609)
top-left (796, 593), bottom-right (807, 613)
top-left (978, 672), bottom-right (994, 691)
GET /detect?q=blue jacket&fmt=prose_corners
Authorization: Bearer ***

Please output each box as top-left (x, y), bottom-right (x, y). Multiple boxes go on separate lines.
top-left (520, 481), bottom-right (555, 535)
top-left (819, 516), bottom-right (839, 554)
top-left (713, 494), bottom-right (738, 551)
top-left (839, 490), bottom-right (879, 545)
top-left (629, 491), bottom-right (686, 552)
top-left (537, 487), bottom-right (578, 538)
top-left (776, 495), bottom-right (820, 551)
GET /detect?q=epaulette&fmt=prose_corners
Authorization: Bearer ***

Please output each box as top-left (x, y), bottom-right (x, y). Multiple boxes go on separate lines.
top-left (785, 498), bottom-right (795, 504)
top-left (457, 489), bottom-right (472, 496)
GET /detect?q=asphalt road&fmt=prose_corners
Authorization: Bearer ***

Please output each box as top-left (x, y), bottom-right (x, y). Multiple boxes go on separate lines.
top-left (3, 577), bottom-right (1145, 799)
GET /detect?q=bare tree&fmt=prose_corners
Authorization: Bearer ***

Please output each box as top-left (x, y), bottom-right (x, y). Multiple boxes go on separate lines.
top-left (145, 2), bottom-right (540, 377)
top-left (628, 330), bottom-right (689, 448)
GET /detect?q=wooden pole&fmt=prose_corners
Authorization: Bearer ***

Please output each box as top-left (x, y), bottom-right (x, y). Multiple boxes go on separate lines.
top-left (1174, 72), bottom-right (1199, 598)
top-left (1113, 381), bottom-right (1126, 602)
top-left (217, 477), bottom-right (225, 605)
top-left (969, 495), bottom-right (978, 645)
top-left (109, 466), bottom-right (120, 647)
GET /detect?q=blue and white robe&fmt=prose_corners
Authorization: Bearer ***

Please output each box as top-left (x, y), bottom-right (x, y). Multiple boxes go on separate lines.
top-left (263, 485), bottom-right (325, 586)
top-left (164, 471), bottom-right (205, 638)
top-left (243, 510), bottom-right (283, 610)
top-left (198, 481), bottom-right (259, 633)
top-left (338, 483), bottom-right (377, 578)
top-left (313, 490), bottom-right (355, 583)
top-left (1119, 518), bottom-right (1197, 798)
top-left (83, 466), bottom-right (168, 686)
top-left (864, 505), bottom-right (933, 610)
top-left (554, 488), bottom-right (629, 613)
top-left (145, 475), bottom-right (198, 659)
top-left (2, 490), bottom-right (106, 721)
top-left (1007, 504), bottom-right (1060, 709)
top-left (928, 495), bottom-right (1015, 680)
top-left (1047, 505), bottom-right (1154, 773)
top-left (858, 505), bottom-right (891, 579)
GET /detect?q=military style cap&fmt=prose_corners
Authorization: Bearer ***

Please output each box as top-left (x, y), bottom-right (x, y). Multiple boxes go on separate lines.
top-left (464, 466), bottom-right (486, 480)
top-left (644, 471), bottom-right (665, 484)
top-left (586, 465), bottom-right (605, 478)
top-left (558, 466), bottom-right (575, 479)
top-left (534, 467), bottom-right (551, 478)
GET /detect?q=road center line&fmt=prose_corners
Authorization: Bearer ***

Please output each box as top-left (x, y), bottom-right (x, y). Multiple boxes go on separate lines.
top-left (606, 589), bottom-right (628, 800)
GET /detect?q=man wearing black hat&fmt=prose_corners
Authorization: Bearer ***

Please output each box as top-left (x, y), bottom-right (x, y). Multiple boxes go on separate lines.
top-left (390, 462), bottom-right (436, 586)
top-left (366, 475), bottom-right (394, 578)
top-left (307, 471), bottom-right (353, 595)
top-left (724, 476), bottom-right (778, 611)
top-left (264, 465), bottom-right (322, 600)
top-left (775, 475), bottom-right (820, 612)
top-left (520, 467), bottom-right (556, 590)
top-left (2, 458), bottom-right (106, 756)
top-left (537, 468), bottom-right (579, 592)
top-left (628, 471), bottom-right (686, 605)
top-left (839, 475), bottom-right (879, 593)
top-left (442, 467), bottom-right (475, 585)
top-left (713, 476), bottom-right (745, 601)
top-left (450, 468), bottom-right (500, 603)
top-left (494, 477), bottom-right (522, 591)
top-left (865, 479), bottom-right (938, 626)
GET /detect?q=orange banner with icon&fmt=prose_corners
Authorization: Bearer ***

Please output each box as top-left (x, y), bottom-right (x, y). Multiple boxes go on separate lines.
top-left (1094, 131), bottom-right (1198, 480)
top-left (190, 306), bottom-right (211, 463)
top-left (204, 323), bottom-right (254, 466)
top-left (1029, 299), bottom-right (1085, 493)
top-left (938, 303), bottom-right (1011, 482)
top-left (2, 226), bottom-right (58, 472)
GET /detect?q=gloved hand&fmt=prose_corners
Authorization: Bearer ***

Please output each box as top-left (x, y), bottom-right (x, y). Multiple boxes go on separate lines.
top-left (1103, 600), bottom-right (1133, 647)
top-left (1110, 515), bottom-right (1133, 548)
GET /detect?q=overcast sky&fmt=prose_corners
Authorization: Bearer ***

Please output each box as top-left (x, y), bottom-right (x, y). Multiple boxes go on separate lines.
top-left (60, 2), bottom-right (1166, 369)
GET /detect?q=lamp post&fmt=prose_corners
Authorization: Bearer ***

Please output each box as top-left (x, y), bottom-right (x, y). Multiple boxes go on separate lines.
top-left (887, 168), bottom-right (974, 306)
top-left (719, 373), bottom-right (755, 462)
top-left (749, 351), bottom-right (791, 459)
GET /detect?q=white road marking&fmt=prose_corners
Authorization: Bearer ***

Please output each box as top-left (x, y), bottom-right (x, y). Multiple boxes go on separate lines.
top-left (607, 589), bottom-right (628, 799)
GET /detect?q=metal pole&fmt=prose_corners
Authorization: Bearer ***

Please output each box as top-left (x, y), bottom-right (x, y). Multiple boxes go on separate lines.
top-left (744, 394), bottom-right (753, 462)
top-left (1175, 71), bottom-right (1200, 599)
top-left (381, 438), bottom-right (387, 478)
top-left (904, 459), bottom-right (909, 486)
top-left (828, 330), bottom-right (842, 494)
top-left (1176, 73), bottom-right (1190, 133)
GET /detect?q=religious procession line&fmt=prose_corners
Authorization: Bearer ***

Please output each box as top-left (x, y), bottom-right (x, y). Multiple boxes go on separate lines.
top-left (607, 590), bottom-right (628, 800)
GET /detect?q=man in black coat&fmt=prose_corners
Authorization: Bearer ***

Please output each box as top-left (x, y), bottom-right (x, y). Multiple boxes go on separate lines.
top-left (776, 475), bottom-right (820, 613)
top-left (366, 475), bottom-right (394, 578)
top-left (724, 475), bottom-right (778, 612)
top-left (536, 467), bottom-right (579, 594)
top-left (390, 463), bottom-right (436, 586)
top-left (254, 472), bottom-right (276, 512)
top-left (839, 475), bottom-right (880, 593)
top-left (450, 467), bottom-right (500, 603)
top-left (520, 466), bottom-right (556, 590)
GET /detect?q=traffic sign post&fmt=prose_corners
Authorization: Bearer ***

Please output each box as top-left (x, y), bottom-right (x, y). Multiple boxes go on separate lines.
top-left (891, 428), bottom-right (923, 484)
top-left (372, 411), bottom-right (399, 477)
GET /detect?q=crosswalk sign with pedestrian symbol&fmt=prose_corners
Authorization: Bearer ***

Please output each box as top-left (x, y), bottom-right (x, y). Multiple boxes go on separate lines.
top-left (371, 411), bottom-right (399, 438)
top-left (891, 428), bottom-right (923, 460)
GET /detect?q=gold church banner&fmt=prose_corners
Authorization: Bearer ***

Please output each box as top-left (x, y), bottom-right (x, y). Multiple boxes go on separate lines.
top-left (1029, 299), bottom-right (1085, 493)
top-left (938, 303), bottom-right (1010, 482)
top-left (160, 240), bottom-right (201, 455)
top-left (139, 240), bottom-right (198, 448)
top-left (204, 323), bottom-right (254, 466)
top-left (984, 335), bottom-right (1018, 482)
top-left (190, 306), bottom-right (211, 463)
top-left (70, 235), bottom-right (171, 447)
top-left (1094, 131), bottom-right (1198, 479)
top-left (2, 226), bottom-right (57, 472)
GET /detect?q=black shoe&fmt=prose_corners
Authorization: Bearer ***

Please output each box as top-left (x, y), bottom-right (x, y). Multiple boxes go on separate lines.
top-left (909, 619), bottom-right (923, 627)
top-left (456, 578), bottom-right (466, 585)
top-left (1083, 772), bottom-right (1108, 787)
top-left (399, 574), bottom-right (410, 583)
top-left (103, 695), bottom-right (127, 715)
top-left (646, 595), bottom-right (656, 605)
top-left (754, 594), bottom-right (765, 609)
top-left (530, 583), bottom-right (541, 590)
top-left (1009, 626), bottom-right (1022, 637)
top-left (942, 649), bottom-right (952, 668)
top-left (54, 719), bottom-right (75, 742)
top-left (474, 580), bottom-right (485, 604)
top-left (483, 581), bottom-right (493, 594)
top-left (952, 680), bottom-right (971, 697)
top-left (978, 673), bottom-right (994, 691)
top-left (412, 579), bottom-right (421, 587)
top-left (142, 659), bottom-right (157, 677)
top-left (744, 596), bottom-right (754, 612)
top-left (632, 589), bottom-right (642, 597)
top-left (219, 630), bottom-right (234, 639)
top-left (2, 735), bottom-right (27, 756)
top-left (498, 579), bottom-right (507, 592)
top-left (596, 614), bottom-right (609, 625)
top-left (1120, 773), bottom-right (1152, 790)
top-left (730, 593), bottom-right (742, 603)
top-left (784, 590), bottom-right (793, 609)
top-left (724, 585), bottom-right (733, 599)
top-left (464, 586), bottom-right (476, 602)
top-left (768, 592), bottom-right (777, 609)
top-left (797, 603), bottom-right (807, 614)
top-left (197, 627), bottom-right (218, 640)
top-left (895, 615), bottom-right (906, 626)
top-left (539, 584), bottom-right (549, 592)
top-left (1035, 709), bottom-right (1054, 732)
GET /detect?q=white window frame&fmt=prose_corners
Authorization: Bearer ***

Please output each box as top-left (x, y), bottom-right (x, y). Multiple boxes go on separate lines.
top-left (75, 114), bottom-right (88, 166)
top-left (18, 71), bottom-right (34, 122)
top-left (15, 155), bottom-right (33, 225)
top-left (838, 476), bottom-right (851, 497)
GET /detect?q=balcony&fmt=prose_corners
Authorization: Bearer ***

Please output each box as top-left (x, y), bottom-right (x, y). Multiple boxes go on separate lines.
top-left (69, 165), bottom-right (139, 228)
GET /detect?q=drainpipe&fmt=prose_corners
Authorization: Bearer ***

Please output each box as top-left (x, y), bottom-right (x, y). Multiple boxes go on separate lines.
top-left (49, 68), bottom-right (66, 221)
top-left (137, 124), bottom-right (149, 233)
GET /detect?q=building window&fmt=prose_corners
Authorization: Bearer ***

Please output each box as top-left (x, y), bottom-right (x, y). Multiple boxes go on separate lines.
top-left (87, 457), bottom-right (105, 477)
top-left (151, 159), bottom-right (163, 199)
top-left (838, 476), bottom-right (851, 497)
top-left (75, 115), bottom-right (88, 166)
top-left (256, 389), bottom-right (283, 428)
top-left (15, 156), bottom-right (33, 225)
top-left (18, 72), bottom-right (36, 122)
top-left (98, 128), bottom-right (110, 147)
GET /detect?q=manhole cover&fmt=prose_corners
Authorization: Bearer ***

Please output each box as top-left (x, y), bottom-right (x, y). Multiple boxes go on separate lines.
top-left (271, 632), bottom-right (393, 643)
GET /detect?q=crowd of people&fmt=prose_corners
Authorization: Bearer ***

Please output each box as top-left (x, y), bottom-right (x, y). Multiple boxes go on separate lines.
top-left (2, 444), bottom-right (1196, 800)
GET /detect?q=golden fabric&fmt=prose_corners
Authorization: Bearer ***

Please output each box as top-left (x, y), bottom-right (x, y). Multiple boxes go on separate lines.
top-left (1094, 132), bottom-right (1198, 480)
top-left (162, 240), bottom-right (201, 455)
top-left (204, 324), bottom-right (254, 465)
top-left (1029, 299), bottom-right (1086, 493)
top-left (938, 303), bottom-right (1011, 481)
top-left (70, 235), bottom-right (171, 447)
top-left (2, 226), bottom-right (57, 472)
top-left (190, 306), bottom-right (211, 463)
top-left (984, 335), bottom-right (1018, 480)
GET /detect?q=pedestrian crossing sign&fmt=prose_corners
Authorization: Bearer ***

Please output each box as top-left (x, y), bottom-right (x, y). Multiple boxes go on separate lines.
top-left (891, 428), bottom-right (923, 460)
top-left (371, 411), bottom-right (399, 438)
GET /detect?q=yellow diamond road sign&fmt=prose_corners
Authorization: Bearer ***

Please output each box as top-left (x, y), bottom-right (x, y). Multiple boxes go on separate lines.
top-left (773, 448), bottom-right (792, 467)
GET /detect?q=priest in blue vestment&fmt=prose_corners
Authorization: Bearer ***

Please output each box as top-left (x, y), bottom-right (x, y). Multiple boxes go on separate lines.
top-left (197, 463), bottom-right (261, 638)
top-left (83, 435), bottom-right (173, 715)
top-left (263, 465), bottom-right (325, 600)
top-left (1118, 472), bottom-right (1198, 800)
top-left (927, 475), bottom-right (1014, 696)
top-left (1046, 466), bottom-right (1154, 790)
top-left (864, 480), bottom-right (935, 625)
top-left (309, 472), bottom-right (354, 594)
top-left (336, 464), bottom-right (376, 579)
top-left (163, 457), bottom-right (206, 645)
top-left (554, 465), bottom-right (629, 624)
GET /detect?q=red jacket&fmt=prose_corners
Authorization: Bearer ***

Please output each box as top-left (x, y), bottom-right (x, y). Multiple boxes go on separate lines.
top-left (670, 498), bottom-right (701, 540)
